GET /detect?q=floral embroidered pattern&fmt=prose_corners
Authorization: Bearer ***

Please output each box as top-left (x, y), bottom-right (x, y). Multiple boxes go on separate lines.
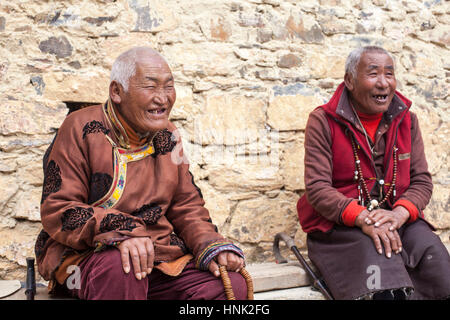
top-left (82, 120), bottom-right (110, 139)
top-left (131, 203), bottom-right (163, 225)
top-left (88, 172), bottom-right (113, 205)
top-left (152, 129), bottom-right (176, 157)
top-left (35, 229), bottom-right (50, 257)
top-left (170, 233), bottom-right (189, 254)
top-left (61, 207), bottom-right (94, 231)
top-left (99, 213), bottom-right (137, 233)
top-left (41, 160), bottom-right (62, 204)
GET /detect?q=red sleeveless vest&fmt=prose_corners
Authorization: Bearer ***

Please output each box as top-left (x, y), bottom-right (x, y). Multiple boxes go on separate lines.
top-left (298, 83), bottom-right (412, 233)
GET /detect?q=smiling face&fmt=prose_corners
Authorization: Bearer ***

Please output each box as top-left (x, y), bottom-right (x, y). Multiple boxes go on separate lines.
top-left (110, 52), bottom-right (176, 136)
top-left (344, 51), bottom-right (397, 115)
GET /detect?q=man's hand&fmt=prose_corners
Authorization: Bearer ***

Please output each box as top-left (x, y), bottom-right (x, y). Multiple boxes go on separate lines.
top-left (208, 251), bottom-right (245, 277)
top-left (118, 237), bottom-right (154, 280)
top-left (355, 210), bottom-right (402, 258)
top-left (364, 207), bottom-right (410, 231)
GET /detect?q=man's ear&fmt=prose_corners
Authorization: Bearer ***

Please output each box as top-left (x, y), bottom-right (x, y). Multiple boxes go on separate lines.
top-left (109, 81), bottom-right (122, 104)
top-left (344, 73), bottom-right (354, 91)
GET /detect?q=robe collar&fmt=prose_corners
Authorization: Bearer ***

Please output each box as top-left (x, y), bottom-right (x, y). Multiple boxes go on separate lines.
top-left (104, 98), bottom-right (151, 149)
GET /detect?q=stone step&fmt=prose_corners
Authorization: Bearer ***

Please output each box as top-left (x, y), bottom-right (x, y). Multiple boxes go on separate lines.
top-left (3, 282), bottom-right (324, 301)
top-left (2, 281), bottom-right (323, 300)
top-left (245, 261), bottom-right (313, 293)
top-left (254, 286), bottom-right (325, 300)
top-left (245, 261), bottom-right (328, 300)
top-left (1, 283), bottom-right (63, 300)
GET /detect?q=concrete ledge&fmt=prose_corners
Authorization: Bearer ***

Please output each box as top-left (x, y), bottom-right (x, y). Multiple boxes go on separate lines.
top-left (254, 286), bottom-right (325, 300)
top-left (1, 285), bottom-right (67, 300)
top-left (246, 262), bottom-right (312, 293)
top-left (3, 285), bottom-right (326, 301)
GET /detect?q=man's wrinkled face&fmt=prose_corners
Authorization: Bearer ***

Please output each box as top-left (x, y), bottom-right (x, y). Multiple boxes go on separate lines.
top-left (345, 51), bottom-right (397, 115)
top-left (114, 54), bottom-right (176, 136)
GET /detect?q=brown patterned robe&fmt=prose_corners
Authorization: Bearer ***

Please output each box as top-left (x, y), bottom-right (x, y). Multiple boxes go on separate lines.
top-left (35, 102), bottom-right (242, 288)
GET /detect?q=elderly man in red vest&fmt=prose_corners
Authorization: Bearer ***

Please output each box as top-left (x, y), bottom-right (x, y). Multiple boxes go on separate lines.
top-left (297, 46), bottom-right (450, 300)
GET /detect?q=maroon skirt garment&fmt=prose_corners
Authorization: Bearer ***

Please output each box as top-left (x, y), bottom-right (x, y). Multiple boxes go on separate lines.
top-left (307, 219), bottom-right (450, 300)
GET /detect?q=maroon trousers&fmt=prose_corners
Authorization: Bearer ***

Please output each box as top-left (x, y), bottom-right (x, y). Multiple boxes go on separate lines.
top-left (66, 248), bottom-right (247, 300)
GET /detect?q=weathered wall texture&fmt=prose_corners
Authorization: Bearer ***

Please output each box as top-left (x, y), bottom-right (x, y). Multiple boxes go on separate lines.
top-left (0, 0), bottom-right (448, 281)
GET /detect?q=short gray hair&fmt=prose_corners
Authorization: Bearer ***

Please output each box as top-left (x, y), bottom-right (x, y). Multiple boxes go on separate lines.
top-left (345, 46), bottom-right (394, 79)
top-left (110, 47), bottom-right (163, 91)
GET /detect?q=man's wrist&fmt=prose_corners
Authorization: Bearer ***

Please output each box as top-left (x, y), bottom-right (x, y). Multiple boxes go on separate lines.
top-left (196, 241), bottom-right (244, 271)
top-left (392, 205), bottom-right (410, 226)
top-left (354, 209), bottom-right (370, 228)
top-left (393, 199), bottom-right (418, 223)
top-left (342, 201), bottom-right (367, 227)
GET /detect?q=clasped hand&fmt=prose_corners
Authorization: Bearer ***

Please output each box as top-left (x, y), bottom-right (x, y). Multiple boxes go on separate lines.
top-left (355, 207), bottom-right (409, 258)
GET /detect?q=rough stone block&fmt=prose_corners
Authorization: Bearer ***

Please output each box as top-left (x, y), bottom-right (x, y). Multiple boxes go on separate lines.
top-left (220, 192), bottom-right (298, 243)
top-left (254, 286), bottom-right (325, 300)
top-left (42, 71), bottom-right (109, 103)
top-left (184, 95), bottom-right (266, 145)
top-left (246, 262), bottom-right (311, 292)
top-left (39, 36), bottom-right (73, 59)
top-left (267, 94), bottom-right (323, 131)
top-left (0, 100), bottom-right (66, 135)
top-left (128, 0), bottom-right (178, 33)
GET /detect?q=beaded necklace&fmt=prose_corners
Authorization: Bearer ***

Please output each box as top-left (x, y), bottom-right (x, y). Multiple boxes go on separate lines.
top-left (350, 131), bottom-right (398, 212)
top-left (349, 101), bottom-right (398, 211)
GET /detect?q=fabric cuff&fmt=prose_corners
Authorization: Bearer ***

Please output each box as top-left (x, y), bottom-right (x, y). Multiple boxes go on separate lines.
top-left (341, 200), bottom-right (366, 227)
top-left (195, 241), bottom-right (245, 271)
top-left (393, 199), bottom-right (419, 223)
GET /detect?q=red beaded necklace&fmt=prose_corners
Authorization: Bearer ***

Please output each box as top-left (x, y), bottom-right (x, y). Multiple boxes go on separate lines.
top-left (350, 137), bottom-right (398, 212)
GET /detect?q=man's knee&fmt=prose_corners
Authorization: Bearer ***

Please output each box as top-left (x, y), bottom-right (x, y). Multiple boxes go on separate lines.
top-left (78, 248), bottom-right (148, 300)
top-left (87, 248), bottom-right (126, 278)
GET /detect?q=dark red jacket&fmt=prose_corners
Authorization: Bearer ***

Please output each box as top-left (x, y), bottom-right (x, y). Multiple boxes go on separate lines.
top-left (298, 83), bottom-right (430, 233)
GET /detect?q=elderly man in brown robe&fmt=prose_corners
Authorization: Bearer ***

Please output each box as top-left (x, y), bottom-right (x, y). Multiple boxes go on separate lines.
top-left (35, 47), bottom-right (247, 300)
top-left (298, 46), bottom-right (450, 300)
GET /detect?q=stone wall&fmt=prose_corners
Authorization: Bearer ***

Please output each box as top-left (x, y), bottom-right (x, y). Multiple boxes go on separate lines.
top-left (0, 0), bottom-right (448, 282)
